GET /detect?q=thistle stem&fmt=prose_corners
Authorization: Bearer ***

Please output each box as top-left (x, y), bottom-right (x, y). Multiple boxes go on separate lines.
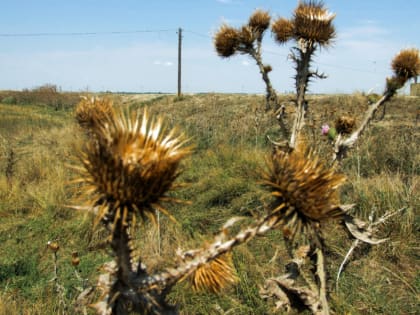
top-left (333, 91), bottom-right (393, 161)
top-left (249, 49), bottom-right (279, 111)
top-left (137, 211), bottom-right (281, 291)
top-left (290, 44), bottom-right (315, 150)
top-left (315, 248), bottom-right (330, 315)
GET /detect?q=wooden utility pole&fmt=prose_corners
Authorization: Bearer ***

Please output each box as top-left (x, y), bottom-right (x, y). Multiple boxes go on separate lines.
top-left (177, 28), bottom-right (182, 97)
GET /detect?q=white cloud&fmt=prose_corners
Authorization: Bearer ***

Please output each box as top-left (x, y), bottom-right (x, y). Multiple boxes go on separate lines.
top-left (339, 20), bottom-right (389, 41)
top-left (241, 60), bottom-right (250, 66)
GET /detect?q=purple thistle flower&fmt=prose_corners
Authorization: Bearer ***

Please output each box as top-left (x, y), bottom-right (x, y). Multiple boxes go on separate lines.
top-left (321, 124), bottom-right (330, 135)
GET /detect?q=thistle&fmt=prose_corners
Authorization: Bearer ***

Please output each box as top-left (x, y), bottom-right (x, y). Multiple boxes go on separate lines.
top-left (239, 26), bottom-right (255, 49)
top-left (293, 0), bottom-right (336, 47)
top-left (248, 9), bottom-right (271, 38)
top-left (385, 49), bottom-right (420, 95)
top-left (271, 17), bottom-right (294, 44)
top-left (77, 109), bottom-right (191, 229)
top-left (75, 96), bottom-right (113, 130)
top-left (335, 115), bottom-right (355, 135)
top-left (214, 24), bottom-right (240, 58)
top-left (391, 48), bottom-right (420, 81)
top-left (190, 253), bottom-right (237, 293)
top-left (261, 149), bottom-right (346, 242)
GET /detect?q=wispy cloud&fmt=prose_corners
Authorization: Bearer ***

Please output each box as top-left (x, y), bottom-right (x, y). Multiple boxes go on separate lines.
top-left (154, 60), bottom-right (174, 66)
top-left (339, 20), bottom-right (389, 40)
top-left (241, 60), bottom-right (250, 66)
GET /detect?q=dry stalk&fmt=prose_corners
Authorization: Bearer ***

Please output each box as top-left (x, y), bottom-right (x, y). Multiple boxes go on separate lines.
top-left (336, 207), bottom-right (406, 291)
top-left (333, 92), bottom-right (392, 161)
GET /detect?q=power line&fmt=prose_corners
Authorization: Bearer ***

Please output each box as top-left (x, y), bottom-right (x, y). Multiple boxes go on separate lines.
top-left (0, 29), bottom-right (176, 37)
top-left (183, 29), bottom-right (211, 39)
top-left (0, 27), bottom-right (389, 76)
top-left (262, 49), bottom-right (387, 75)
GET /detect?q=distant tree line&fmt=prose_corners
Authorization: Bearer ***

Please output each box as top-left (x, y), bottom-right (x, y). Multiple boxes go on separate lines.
top-left (0, 84), bottom-right (81, 109)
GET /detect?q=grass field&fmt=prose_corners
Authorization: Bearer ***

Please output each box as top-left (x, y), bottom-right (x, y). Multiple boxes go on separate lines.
top-left (0, 93), bottom-right (418, 314)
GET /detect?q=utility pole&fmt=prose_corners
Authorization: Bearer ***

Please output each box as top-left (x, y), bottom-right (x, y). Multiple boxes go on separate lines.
top-left (177, 28), bottom-right (182, 97)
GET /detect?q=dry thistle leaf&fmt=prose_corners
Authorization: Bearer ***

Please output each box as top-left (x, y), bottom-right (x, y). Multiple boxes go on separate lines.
top-left (293, 1), bottom-right (336, 46)
top-left (76, 109), bottom-right (191, 229)
top-left (261, 149), bottom-right (346, 241)
top-left (271, 17), bottom-right (294, 44)
top-left (214, 24), bottom-right (240, 57)
top-left (190, 253), bottom-right (238, 293)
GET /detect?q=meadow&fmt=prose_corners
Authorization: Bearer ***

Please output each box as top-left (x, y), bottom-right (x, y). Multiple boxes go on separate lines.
top-left (0, 92), bottom-right (418, 314)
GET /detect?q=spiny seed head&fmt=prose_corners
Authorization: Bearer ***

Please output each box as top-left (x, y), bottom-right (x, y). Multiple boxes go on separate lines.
top-left (335, 115), bottom-right (356, 135)
top-left (293, 1), bottom-right (336, 46)
top-left (78, 109), bottom-right (191, 226)
top-left (261, 149), bottom-right (346, 241)
top-left (75, 96), bottom-right (113, 130)
top-left (190, 253), bottom-right (237, 293)
top-left (272, 17), bottom-right (295, 44)
top-left (391, 48), bottom-right (420, 80)
top-left (239, 25), bottom-right (255, 48)
top-left (248, 9), bottom-right (271, 35)
top-left (214, 24), bottom-right (240, 57)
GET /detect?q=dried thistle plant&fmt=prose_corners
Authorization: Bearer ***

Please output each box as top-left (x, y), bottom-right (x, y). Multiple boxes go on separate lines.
top-left (391, 48), bottom-right (420, 81)
top-left (188, 253), bottom-right (237, 293)
top-left (248, 9), bottom-right (271, 40)
top-left (262, 148), bottom-right (346, 244)
top-left (335, 115), bottom-right (355, 135)
top-left (334, 48), bottom-right (420, 160)
top-left (214, 24), bottom-right (240, 58)
top-left (274, 1), bottom-right (336, 150)
top-left (271, 18), bottom-right (294, 44)
top-left (75, 96), bottom-right (114, 130)
top-left (214, 10), bottom-right (279, 111)
top-left (293, 0), bottom-right (336, 47)
top-left (76, 109), bottom-right (191, 230)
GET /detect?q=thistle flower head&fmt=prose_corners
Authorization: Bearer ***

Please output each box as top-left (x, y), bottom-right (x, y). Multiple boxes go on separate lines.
top-left (391, 48), bottom-right (420, 81)
top-left (262, 149), bottom-right (346, 241)
top-left (248, 9), bottom-right (271, 36)
top-left (239, 26), bottom-right (255, 48)
top-left (190, 253), bottom-right (237, 293)
top-left (77, 109), bottom-right (191, 227)
top-left (335, 115), bottom-right (356, 135)
top-left (293, 1), bottom-right (336, 46)
top-left (214, 24), bottom-right (240, 57)
top-left (75, 96), bottom-right (113, 130)
top-left (271, 17), bottom-right (295, 44)
top-left (321, 123), bottom-right (330, 135)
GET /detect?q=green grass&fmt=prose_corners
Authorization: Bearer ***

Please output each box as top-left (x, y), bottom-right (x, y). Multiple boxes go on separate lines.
top-left (0, 94), bottom-right (418, 314)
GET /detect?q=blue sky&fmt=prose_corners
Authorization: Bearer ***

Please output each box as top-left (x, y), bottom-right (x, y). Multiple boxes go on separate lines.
top-left (0, 0), bottom-right (419, 94)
